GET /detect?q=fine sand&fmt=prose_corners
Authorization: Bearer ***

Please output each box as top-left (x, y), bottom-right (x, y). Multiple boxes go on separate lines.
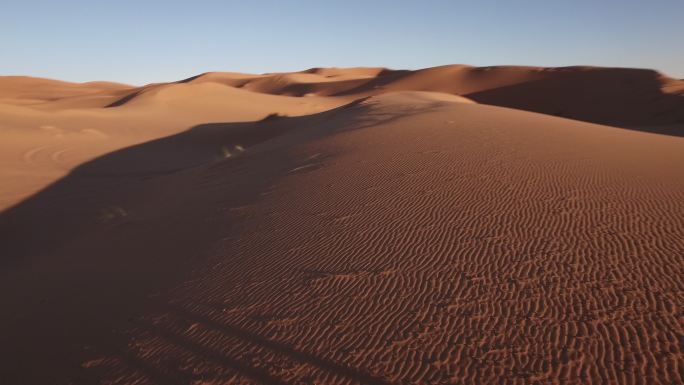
top-left (0, 66), bottom-right (683, 384)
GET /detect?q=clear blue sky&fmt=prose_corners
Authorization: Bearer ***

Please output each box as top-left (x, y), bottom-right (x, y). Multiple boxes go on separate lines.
top-left (2, 0), bottom-right (682, 85)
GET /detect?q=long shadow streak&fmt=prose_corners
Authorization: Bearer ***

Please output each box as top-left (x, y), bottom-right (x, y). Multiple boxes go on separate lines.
top-left (169, 304), bottom-right (395, 385)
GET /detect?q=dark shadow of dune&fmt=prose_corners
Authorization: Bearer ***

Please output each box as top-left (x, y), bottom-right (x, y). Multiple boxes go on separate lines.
top-left (105, 88), bottom-right (143, 107)
top-left (265, 69), bottom-right (411, 97)
top-left (105, 83), bottom-right (166, 108)
top-left (465, 68), bottom-right (684, 136)
top-left (614, 123), bottom-right (684, 137)
top-left (0, 116), bottom-right (300, 384)
top-left (0, 91), bottom-right (448, 384)
top-left (177, 73), bottom-right (206, 84)
top-left (330, 69), bottom-right (414, 97)
top-left (0, 119), bottom-right (292, 268)
top-left (0, 96), bottom-right (427, 384)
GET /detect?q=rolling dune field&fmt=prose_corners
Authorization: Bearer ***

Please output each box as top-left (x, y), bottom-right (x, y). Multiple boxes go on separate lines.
top-left (1, 66), bottom-right (683, 385)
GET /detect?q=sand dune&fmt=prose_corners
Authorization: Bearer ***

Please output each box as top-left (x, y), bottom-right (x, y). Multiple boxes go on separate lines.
top-left (0, 76), bottom-right (130, 106)
top-left (143, 65), bottom-right (684, 125)
top-left (304, 65), bottom-right (684, 125)
top-left (1, 66), bottom-right (683, 384)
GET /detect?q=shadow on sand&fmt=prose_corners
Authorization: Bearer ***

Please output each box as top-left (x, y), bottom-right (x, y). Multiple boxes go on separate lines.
top-left (0, 116), bottom-right (300, 384)
top-left (0, 99), bottom-right (429, 384)
top-left (465, 68), bottom-right (684, 135)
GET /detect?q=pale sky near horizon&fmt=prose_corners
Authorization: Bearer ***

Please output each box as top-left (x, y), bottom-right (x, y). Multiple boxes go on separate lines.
top-left (2, 0), bottom-right (683, 85)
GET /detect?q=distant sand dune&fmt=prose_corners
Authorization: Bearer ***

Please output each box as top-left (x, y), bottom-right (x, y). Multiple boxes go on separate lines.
top-left (0, 67), bottom-right (683, 384)
top-left (4, 65), bottom-right (682, 125)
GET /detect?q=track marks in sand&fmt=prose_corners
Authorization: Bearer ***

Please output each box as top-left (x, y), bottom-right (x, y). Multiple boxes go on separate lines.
top-left (21, 127), bottom-right (109, 169)
top-left (22, 144), bottom-right (74, 166)
top-left (88, 303), bottom-right (395, 385)
top-left (22, 144), bottom-right (54, 164)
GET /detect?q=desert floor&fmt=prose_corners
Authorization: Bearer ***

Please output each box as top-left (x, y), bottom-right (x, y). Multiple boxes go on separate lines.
top-left (1, 66), bottom-right (683, 384)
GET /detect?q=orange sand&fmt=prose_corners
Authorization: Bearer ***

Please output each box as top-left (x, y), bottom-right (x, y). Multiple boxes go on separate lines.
top-left (1, 66), bottom-right (683, 384)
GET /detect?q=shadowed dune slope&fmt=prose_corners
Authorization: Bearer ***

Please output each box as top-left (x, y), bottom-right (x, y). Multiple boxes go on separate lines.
top-left (1, 91), bottom-right (683, 384)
